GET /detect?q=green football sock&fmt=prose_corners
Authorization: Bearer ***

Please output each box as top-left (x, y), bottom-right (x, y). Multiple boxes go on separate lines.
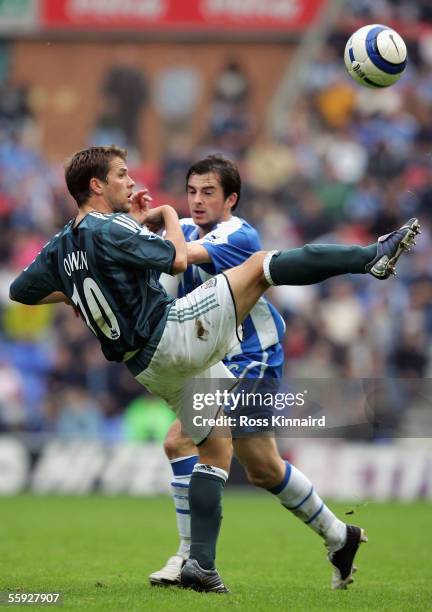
top-left (189, 469), bottom-right (226, 570)
top-left (269, 243), bottom-right (377, 286)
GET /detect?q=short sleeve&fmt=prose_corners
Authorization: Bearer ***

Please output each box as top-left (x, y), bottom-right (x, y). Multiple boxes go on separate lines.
top-left (200, 223), bottom-right (260, 275)
top-left (103, 214), bottom-right (176, 274)
top-left (9, 241), bottom-right (60, 305)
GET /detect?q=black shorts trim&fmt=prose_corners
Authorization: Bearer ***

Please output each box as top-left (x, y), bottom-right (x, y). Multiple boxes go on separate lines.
top-left (196, 435), bottom-right (211, 447)
top-left (220, 271), bottom-right (243, 344)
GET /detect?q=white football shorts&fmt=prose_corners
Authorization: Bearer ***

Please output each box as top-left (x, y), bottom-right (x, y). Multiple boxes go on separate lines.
top-left (134, 273), bottom-right (241, 443)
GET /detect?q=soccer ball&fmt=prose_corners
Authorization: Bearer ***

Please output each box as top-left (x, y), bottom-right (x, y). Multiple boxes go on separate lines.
top-left (344, 24), bottom-right (407, 88)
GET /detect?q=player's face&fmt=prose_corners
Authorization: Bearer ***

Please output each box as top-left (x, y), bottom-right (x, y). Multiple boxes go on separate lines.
top-left (103, 157), bottom-right (135, 212)
top-left (187, 172), bottom-right (237, 233)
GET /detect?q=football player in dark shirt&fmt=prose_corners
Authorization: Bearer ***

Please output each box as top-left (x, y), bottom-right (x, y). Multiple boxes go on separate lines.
top-left (10, 145), bottom-right (419, 592)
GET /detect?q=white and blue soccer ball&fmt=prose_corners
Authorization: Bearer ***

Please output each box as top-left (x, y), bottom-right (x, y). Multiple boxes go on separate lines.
top-left (344, 24), bottom-right (407, 88)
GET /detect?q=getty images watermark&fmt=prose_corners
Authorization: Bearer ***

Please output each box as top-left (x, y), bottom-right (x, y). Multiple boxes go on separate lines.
top-left (191, 388), bottom-right (326, 429)
top-left (181, 378), bottom-right (432, 439)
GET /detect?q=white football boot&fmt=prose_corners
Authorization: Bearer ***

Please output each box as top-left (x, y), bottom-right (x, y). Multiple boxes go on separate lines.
top-left (149, 555), bottom-right (186, 586)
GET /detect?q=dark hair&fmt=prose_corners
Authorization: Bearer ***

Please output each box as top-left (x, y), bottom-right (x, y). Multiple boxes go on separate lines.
top-left (64, 145), bottom-right (127, 206)
top-left (186, 154), bottom-right (241, 210)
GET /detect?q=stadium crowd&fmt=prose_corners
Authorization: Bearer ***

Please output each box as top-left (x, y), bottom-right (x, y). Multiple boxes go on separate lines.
top-left (1, 5), bottom-right (432, 438)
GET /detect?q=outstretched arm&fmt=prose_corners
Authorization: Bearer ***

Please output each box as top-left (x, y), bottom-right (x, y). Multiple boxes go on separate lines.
top-left (186, 241), bottom-right (212, 265)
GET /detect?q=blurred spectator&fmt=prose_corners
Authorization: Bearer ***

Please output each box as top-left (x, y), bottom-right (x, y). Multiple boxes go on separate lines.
top-left (124, 396), bottom-right (175, 442)
top-left (288, 339), bottom-right (340, 378)
top-left (0, 78), bottom-right (33, 134)
top-left (0, 359), bottom-right (25, 432)
top-left (153, 57), bottom-right (202, 142)
top-left (92, 63), bottom-right (148, 155)
top-left (392, 329), bottom-right (428, 376)
top-left (319, 280), bottom-right (365, 347)
top-left (208, 60), bottom-right (255, 158)
top-left (55, 388), bottom-right (104, 440)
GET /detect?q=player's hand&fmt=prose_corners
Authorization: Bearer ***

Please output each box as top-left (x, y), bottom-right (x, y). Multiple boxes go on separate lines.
top-left (129, 188), bottom-right (153, 224)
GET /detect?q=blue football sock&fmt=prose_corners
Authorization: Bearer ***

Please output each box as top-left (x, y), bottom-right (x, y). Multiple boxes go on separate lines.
top-left (269, 461), bottom-right (346, 551)
top-left (169, 455), bottom-right (198, 558)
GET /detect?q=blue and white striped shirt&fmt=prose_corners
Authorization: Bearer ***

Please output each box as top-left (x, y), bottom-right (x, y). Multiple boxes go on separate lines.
top-left (178, 216), bottom-right (285, 378)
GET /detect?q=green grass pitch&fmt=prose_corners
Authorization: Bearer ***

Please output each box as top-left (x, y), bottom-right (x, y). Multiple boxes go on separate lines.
top-left (1, 491), bottom-right (431, 611)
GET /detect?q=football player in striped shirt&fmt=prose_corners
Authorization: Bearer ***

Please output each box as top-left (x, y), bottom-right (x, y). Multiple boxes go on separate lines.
top-left (151, 155), bottom-right (368, 591)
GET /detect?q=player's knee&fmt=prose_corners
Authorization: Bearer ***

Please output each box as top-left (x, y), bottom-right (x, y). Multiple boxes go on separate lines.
top-left (163, 434), bottom-right (181, 459)
top-left (246, 468), bottom-right (275, 489)
top-left (163, 429), bottom-right (196, 460)
top-left (244, 460), bottom-right (284, 489)
top-left (199, 438), bottom-right (233, 472)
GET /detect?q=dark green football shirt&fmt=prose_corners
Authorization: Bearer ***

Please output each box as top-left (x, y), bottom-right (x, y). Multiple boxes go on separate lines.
top-left (10, 212), bottom-right (176, 362)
